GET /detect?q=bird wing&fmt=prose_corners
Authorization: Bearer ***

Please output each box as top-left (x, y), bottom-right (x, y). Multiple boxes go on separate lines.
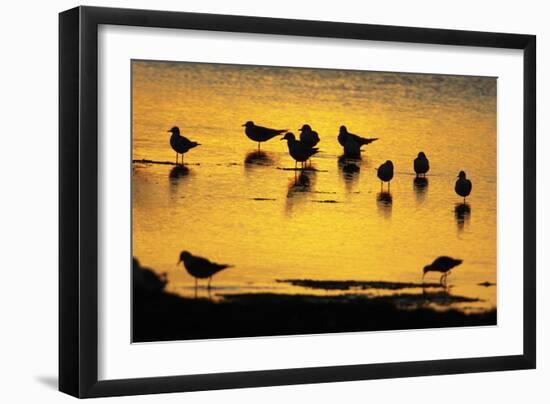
top-left (433, 256), bottom-right (462, 268)
top-left (192, 255), bottom-right (231, 271)
top-left (179, 136), bottom-right (200, 148)
top-left (346, 131), bottom-right (377, 145)
top-left (256, 125), bottom-right (288, 136)
top-left (312, 131), bottom-right (320, 143)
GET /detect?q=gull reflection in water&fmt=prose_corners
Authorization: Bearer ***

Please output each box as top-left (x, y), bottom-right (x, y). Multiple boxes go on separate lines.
top-left (455, 203), bottom-right (471, 231)
top-left (285, 170), bottom-right (316, 215)
top-left (377, 191), bottom-right (393, 219)
top-left (338, 155), bottom-right (361, 193)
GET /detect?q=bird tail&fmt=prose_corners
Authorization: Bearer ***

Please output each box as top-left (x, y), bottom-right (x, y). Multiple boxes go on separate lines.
top-left (362, 138), bottom-right (379, 145)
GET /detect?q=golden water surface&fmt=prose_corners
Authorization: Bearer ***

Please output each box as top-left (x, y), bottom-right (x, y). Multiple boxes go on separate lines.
top-left (132, 60), bottom-right (497, 312)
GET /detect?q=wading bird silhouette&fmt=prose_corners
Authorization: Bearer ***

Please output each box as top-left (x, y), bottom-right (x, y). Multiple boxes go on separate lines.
top-left (299, 124), bottom-right (320, 166)
top-left (376, 160), bottom-right (394, 192)
top-left (455, 170), bottom-right (472, 203)
top-left (414, 152), bottom-right (430, 177)
top-left (299, 124), bottom-right (320, 147)
top-left (242, 121), bottom-right (287, 151)
top-left (281, 132), bottom-right (319, 170)
top-left (423, 256), bottom-right (463, 285)
top-left (168, 126), bottom-right (200, 165)
top-left (338, 125), bottom-right (378, 157)
top-left (178, 251), bottom-right (232, 297)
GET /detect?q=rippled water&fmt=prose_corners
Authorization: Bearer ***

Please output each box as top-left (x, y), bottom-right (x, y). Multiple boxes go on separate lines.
top-left (132, 61), bottom-right (496, 312)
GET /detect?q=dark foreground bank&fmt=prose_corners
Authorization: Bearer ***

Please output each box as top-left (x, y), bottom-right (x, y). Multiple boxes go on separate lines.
top-left (133, 289), bottom-right (496, 343)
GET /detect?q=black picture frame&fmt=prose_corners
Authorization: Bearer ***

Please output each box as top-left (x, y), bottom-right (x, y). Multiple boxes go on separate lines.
top-left (59, 6), bottom-right (536, 398)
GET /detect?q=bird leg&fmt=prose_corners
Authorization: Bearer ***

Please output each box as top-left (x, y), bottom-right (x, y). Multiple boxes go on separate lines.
top-left (388, 182), bottom-right (391, 192)
top-left (257, 142), bottom-right (261, 152)
top-left (175, 152), bottom-right (178, 165)
top-left (194, 278), bottom-right (198, 298)
top-left (208, 277), bottom-right (212, 290)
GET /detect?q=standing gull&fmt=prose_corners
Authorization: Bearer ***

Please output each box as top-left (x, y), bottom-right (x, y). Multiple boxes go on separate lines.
top-left (298, 124), bottom-right (320, 166)
top-left (455, 171), bottom-right (472, 203)
top-left (423, 256), bottom-right (463, 284)
top-left (299, 124), bottom-right (320, 148)
top-left (337, 125), bottom-right (378, 153)
top-left (242, 121), bottom-right (287, 151)
top-left (376, 160), bottom-right (394, 191)
top-left (281, 132), bottom-right (319, 170)
top-left (414, 152), bottom-right (430, 177)
top-left (178, 251), bottom-right (232, 295)
top-left (168, 126), bottom-right (200, 165)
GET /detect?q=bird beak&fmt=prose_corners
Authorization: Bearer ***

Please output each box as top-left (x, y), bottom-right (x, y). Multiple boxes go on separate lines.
top-left (167, 130), bottom-right (172, 133)
top-left (177, 259), bottom-right (181, 265)
top-left (280, 138), bottom-right (285, 141)
top-left (241, 124), bottom-right (246, 127)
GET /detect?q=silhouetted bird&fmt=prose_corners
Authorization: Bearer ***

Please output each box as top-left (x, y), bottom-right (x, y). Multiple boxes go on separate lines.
top-left (376, 160), bottom-right (394, 191)
top-left (423, 256), bottom-right (463, 284)
top-left (414, 152), bottom-right (430, 177)
top-left (338, 125), bottom-right (378, 149)
top-left (343, 137), bottom-right (362, 158)
top-left (298, 124), bottom-right (320, 166)
top-left (281, 132), bottom-right (319, 170)
top-left (299, 124), bottom-right (320, 147)
top-left (168, 126), bottom-right (200, 165)
top-left (242, 121), bottom-right (287, 151)
top-left (455, 171), bottom-right (472, 203)
top-left (178, 251), bottom-right (232, 293)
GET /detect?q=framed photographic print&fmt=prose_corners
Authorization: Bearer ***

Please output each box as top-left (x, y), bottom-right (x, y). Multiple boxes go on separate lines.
top-left (59, 6), bottom-right (536, 398)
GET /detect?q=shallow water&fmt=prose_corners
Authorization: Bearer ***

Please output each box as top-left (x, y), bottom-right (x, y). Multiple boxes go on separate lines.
top-left (132, 61), bottom-right (496, 312)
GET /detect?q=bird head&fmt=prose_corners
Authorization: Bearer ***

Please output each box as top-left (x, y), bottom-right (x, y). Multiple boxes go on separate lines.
top-left (178, 251), bottom-right (191, 264)
top-left (299, 124), bottom-right (311, 132)
top-left (339, 125), bottom-right (348, 134)
top-left (281, 132), bottom-right (296, 141)
top-left (168, 126), bottom-right (179, 134)
top-left (385, 160), bottom-right (394, 169)
top-left (242, 121), bottom-right (254, 128)
top-left (422, 265), bottom-right (431, 277)
top-left (458, 170), bottom-right (467, 179)
top-left (418, 151), bottom-right (426, 158)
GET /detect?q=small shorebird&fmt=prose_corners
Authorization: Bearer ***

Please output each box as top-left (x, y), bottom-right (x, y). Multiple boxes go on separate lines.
top-left (281, 132), bottom-right (319, 170)
top-left (376, 160), bottom-right (394, 191)
top-left (178, 251), bottom-right (232, 295)
top-left (168, 127), bottom-right (200, 165)
top-left (242, 121), bottom-right (287, 151)
top-left (414, 152), bottom-right (430, 177)
top-left (298, 124), bottom-right (320, 148)
top-left (455, 170), bottom-right (472, 203)
top-left (337, 125), bottom-right (378, 150)
top-left (298, 124), bottom-right (320, 166)
top-left (423, 256), bottom-right (463, 284)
